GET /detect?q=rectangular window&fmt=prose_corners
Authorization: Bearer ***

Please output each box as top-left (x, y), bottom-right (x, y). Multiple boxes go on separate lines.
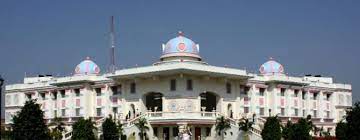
top-left (281, 108), bottom-right (285, 116)
top-left (187, 79), bottom-right (193, 91)
top-left (206, 127), bottom-right (211, 136)
top-left (112, 107), bottom-right (118, 114)
top-left (60, 90), bottom-right (66, 98)
top-left (294, 109), bottom-right (298, 116)
top-left (294, 90), bottom-right (299, 97)
top-left (281, 88), bottom-right (286, 96)
top-left (326, 111), bottom-right (330, 118)
top-left (170, 79), bottom-right (176, 91)
top-left (54, 110), bottom-right (57, 117)
top-left (313, 110), bottom-right (317, 118)
top-left (130, 82), bottom-right (136, 93)
top-left (40, 93), bottom-right (46, 100)
top-left (111, 86), bottom-right (119, 95)
top-left (153, 127), bottom-right (158, 137)
top-left (313, 92), bottom-right (318, 100)
top-left (244, 107), bottom-right (249, 113)
top-left (95, 88), bottom-right (102, 96)
top-left (96, 108), bottom-right (102, 116)
top-left (240, 85), bottom-right (245, 95)
top-left (260, 108), bottom-right (265, 116)
top-left (245, 87), bottom-right (250, 95)
top-left (326, 94), bottom-right (331, 101)
top-left (173, 127), bottom-right (178, 137)
top-left (61, 109), bottom-right (66, 117)
top-left (52, 91), bottom-right (57, 100)
top-left (74, 89), bottom-right (80, 97)
top-left (302, 91), bottom-right (306, 100)
top-left (259, 88), bottom-right (265, 96)
top-left (26, 94), bottom-right (32, 100)
top-left (75, 108), bottom-right (80, 116)
top-left (226, 82), bottom-right (232, 94)
top-left (303, 110), bottom-right (306, 117)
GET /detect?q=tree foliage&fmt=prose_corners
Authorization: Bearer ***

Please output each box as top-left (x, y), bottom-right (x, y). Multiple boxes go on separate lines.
top-left (261, 116), bottom-right (282, 140)
top-left (344, 102), bottom-right (360, 140)
top-left (215, 116), bottom-right (231, 140)
top-left (282, 120), bottom-right (293, 140)
top-left (238, 118), bottom-right (253, 132)
top-left (12, 99), bottom-right (50, 140)
top-left (71, 118), bottom-right (96, 140)
top-left (102, 116), bottom-right (121, 140)
top-left (135, 117), bottom-right (149, 140)
top-left (49, 117), bottom-right (65, 140)
top-left (335, 121), bottom-right (348, 140)
top-left (288, 118), bottom-right (312, 140)
top-left (49, 129), bottom-right (63, 140)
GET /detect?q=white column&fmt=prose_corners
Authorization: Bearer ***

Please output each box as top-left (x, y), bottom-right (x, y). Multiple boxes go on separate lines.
top-left (319, 91), bottom-right (324, 122)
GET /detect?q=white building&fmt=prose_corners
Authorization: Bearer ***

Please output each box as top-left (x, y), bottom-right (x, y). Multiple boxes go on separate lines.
top-left (4, 32), bottom-right (352, 140)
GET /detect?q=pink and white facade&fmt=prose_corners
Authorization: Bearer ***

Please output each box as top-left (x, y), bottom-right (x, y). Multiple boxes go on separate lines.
top-left (4, 32), bottom-right (352, 140)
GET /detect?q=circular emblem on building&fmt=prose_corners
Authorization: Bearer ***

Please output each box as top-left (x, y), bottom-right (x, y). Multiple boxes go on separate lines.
top-left (94, 67), bottom-right (100, 73)
top-left (185, 100), bottom-right (194, 111)
top-left (168, 101), bottom-right (178, 112)
top-left (177, 43), bottom-right (186, 52)
top-left (279, 65), bottom-right (284, 73)
top-left (75, 66), bottom-right (80, 74)
top-left (259, 66), bottom-right (265, 74)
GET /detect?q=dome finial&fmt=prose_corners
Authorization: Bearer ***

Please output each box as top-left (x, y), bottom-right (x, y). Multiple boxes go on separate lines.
top-left (269, 57), bottom-right (273, 60)
top-left (178, 31), bottom-right (184, 36)
top-left (86, 56), bottom-right (91, 60)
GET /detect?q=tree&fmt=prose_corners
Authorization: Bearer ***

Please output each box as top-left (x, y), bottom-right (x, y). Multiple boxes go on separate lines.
top-left (288, 118), bottom-right (312, 140)
top-left (1, 127), bottom-right (13, 140)
top-left (238, 118), bottom-right (253, 140)
top-left (135, 117), bottom-right (149, 140)
top-left (49, 129), bottom-right (62, 140)
top-left (282, 120), bottom-right (293, 140)
top-left (102, 116), bottom-right (120, 140)
top-left (117, 121), bottom-right (124, 139)
top-left (71, 118), bottom-right (96, 140)
top-left (335, 121), bottom-right (348, 140)
top-left (261, 116), bottom-right (281, 140)
top-left (49, 117), bottom-right (65, 140)
top-left (215, 116), bottom-right (231, 140)
top-left (345, 102), bottom-right (360, 140)
top-left (12, 99), bottom-right (50, 140)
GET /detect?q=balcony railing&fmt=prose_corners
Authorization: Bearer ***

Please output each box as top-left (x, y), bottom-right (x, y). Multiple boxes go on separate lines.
top-left (147, 111), bottom-right (220, 121)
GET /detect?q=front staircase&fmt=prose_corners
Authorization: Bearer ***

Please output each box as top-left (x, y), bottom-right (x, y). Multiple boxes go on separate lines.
top-left (62, 112), bottom-right (264, 140)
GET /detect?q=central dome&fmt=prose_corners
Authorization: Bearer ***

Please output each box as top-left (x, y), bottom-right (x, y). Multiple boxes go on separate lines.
top-left (259, 57), bottom-right (285, 76)
top-left (160, 31), bottom-right (201, 61)
top-left (74, 57), bottom-right (100, 76)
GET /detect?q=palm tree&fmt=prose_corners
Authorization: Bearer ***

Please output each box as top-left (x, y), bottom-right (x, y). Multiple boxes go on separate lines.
top-left (215, 116), bottom-right (231, 140)
top-left (135, 117), bottom-right (149, 140)
top-left (49, 117), bottom-right (65, 140)
top-left (238, 118), bottom-right (253, 140)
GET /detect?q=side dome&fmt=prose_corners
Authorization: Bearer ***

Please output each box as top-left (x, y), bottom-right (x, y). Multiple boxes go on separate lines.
top-left (259, 58), bottom-right (285, 76)
top-left (160, 31), bottom-right (201, 60)
top-left (74, 57), bottom-right (101, 75)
